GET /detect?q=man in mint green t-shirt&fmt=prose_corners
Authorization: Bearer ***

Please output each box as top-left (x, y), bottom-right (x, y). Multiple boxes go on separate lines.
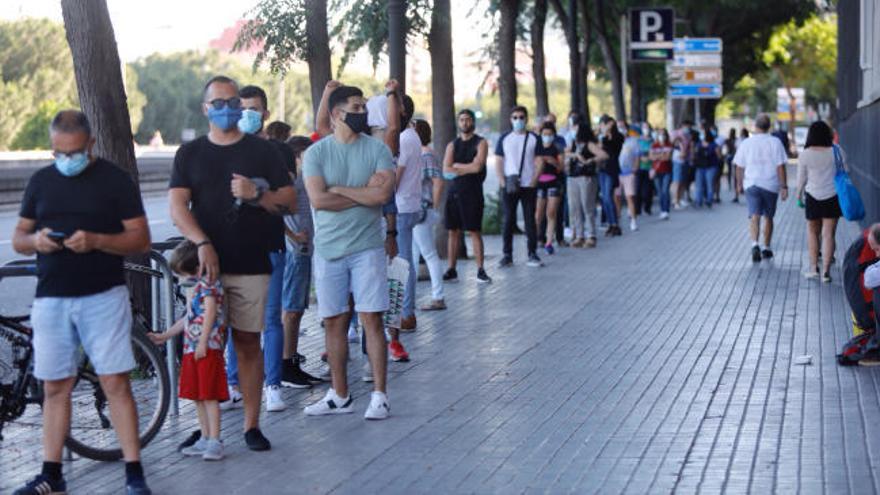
top-left (302, 85), bottom-right (395, 421)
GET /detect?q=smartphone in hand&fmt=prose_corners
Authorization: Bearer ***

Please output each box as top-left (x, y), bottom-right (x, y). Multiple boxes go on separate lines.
top-left (47, 231), bottom-right (66, 245)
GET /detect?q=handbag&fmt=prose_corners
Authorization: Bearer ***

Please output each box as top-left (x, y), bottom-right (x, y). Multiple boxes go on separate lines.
top-left (833, 145), bottom-right (865, 221)
top-left (505, 133), bottom-right (530, 195)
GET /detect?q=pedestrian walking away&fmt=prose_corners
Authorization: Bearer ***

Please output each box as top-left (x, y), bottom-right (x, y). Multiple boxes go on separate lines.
top-left (11, 110), bottom-right (153, 495)
top-left (443, 109), bottom-right (491, 283)
top-left (724, 128), bottom-right (740, 203)
top-left (734, 113), bottom-right (789, 262)
top-left (169, 75), bottom-right (296, 451)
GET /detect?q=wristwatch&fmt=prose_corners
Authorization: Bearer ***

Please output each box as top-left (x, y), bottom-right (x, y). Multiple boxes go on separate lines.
top-left (386, 230), bottom-right (398, 237)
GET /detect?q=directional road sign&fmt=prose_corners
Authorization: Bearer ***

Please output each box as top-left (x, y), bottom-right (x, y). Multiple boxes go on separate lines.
top-left (669, 83), bottom-right (722, 99)
top-left (666, 67), bottom-right (723, 84)
top-left (672, 38), bottom-right (722, 53)
top-left (671, 53), bottom-right (722, 68)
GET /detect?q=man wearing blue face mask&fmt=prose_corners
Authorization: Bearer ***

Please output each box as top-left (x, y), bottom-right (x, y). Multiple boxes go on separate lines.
top-left (12, 110), bottom-right (153, 495)
top-left (495, 105), bottom-right (542, 268)
top-left (169, 76), bottom-right (295, 453)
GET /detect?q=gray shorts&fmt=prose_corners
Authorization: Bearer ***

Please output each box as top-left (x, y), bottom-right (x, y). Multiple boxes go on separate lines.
top-left (313, 247), bottom-right (389, 318)
top-left (31, 285), bottom-right (135, 380)
top-left (746, 185), bottom-right (779, 218)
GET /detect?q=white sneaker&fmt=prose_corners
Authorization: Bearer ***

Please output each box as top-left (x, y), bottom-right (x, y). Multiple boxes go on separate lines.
top-left (219, 387), bottom-right (243, 410)
top-left (362, 360), bottom-right (374, 383)
top-left (659, 211), bottom-right (669, 220)
top-left (630, 218), bottom-right (638, 231)
top-left (347, 326), bottom-right (359, 343)
top-left (181, 437), bottom-right (208, 456)
top-left (202, 438), bottom-right (224, 461)
top-left (265, 385), bottom-right (286, 412)
top-left (304, 388), bottom-right (353, 416)
top-left (364, 391), bottom-right (390, 420)
top-left (680, 199), bottom-right (690, 207)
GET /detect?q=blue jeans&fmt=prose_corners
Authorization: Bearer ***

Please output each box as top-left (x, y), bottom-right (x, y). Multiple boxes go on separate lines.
top-left (226, 250), bottom-right (286, 387)
top-left (695, 167), bottom-right (716, 207)
top-left (599, 172), bottom-right (618, 226)
top-left (653, 172), bottom-right (672, 213)
top-left (396, 212), bottom-right (419, 318)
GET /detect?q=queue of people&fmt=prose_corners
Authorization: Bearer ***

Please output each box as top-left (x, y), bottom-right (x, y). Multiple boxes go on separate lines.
top-left (10, 68), bottom-right (847, 494)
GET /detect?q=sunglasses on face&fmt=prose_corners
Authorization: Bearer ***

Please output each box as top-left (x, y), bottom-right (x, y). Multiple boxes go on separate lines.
top-left (206, 97), bottom-right (242, 110)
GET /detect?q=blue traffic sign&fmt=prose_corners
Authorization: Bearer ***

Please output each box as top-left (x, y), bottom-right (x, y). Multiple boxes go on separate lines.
top-left (669, 83), bottom-right (722, 99)
top-left (673, 38), bottom-right (723, 53)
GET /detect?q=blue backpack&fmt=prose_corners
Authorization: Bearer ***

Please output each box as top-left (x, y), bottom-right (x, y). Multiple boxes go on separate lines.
top-left (833, 145), bottom-right (866, 221)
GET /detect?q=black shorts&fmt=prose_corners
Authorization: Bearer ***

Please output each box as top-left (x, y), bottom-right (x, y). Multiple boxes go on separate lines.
top-left (805, 193), bottom-right (842, 220)
top-left (536, 181), bottom-right (561, 199)
top-left (445, 188), bottom-right (484, 232)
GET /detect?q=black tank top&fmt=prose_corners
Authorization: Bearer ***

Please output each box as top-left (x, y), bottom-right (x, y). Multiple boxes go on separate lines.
top-left (451, 134), bottom-right (485, 193)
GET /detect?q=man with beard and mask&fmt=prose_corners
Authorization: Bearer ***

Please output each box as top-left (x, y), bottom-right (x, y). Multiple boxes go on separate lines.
top-left (443, 109), bottom-right (491, 283)
top-left (302, 84), bottom-right (396, 420)
top-left (169, 76), bottom-right (295, 452)
top-left (12, 110), bottom-right (153, 494)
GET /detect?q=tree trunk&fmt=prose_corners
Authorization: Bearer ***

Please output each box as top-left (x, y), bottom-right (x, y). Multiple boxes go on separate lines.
top-left (549, 0), bottom-right (583, 117)
top-left (387, 0), bottom-right (407, 93)
top-left (429, 0), bottom-right (455, 258)
top-left (61, 0), bottom-right (149, 316)
top-left (629, 64), bottom-right (642, 123)
top-left (531, 0), bottom-right (549, 118)
top-left (593, 0), bottom-right (625, 122)
top-left (579, 0), bottom-right (592, 123)
top-left (498, 0), bottom-right (519, 132)
top-left (306, 0), bottom-right (332, 122)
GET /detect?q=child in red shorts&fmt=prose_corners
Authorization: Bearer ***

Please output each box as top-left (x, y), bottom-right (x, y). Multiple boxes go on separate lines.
top-left (149, 240), bottom-right (228, 460)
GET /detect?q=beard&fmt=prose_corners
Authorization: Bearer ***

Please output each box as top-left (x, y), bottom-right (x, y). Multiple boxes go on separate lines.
top-left (460, 125), bottom-right (474, 134)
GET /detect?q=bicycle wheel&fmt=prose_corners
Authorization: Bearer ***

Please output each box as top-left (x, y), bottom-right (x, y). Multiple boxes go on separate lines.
top-left (64, 327), bottom-right (171, 461)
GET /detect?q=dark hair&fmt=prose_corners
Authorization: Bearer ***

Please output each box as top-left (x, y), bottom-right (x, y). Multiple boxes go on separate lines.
top-left (49, 110), bottom-right (91, 137)
top-left (510, 105), bottom-right (528, 118)
top-left (599, 114), bottom-right (612, 124)
top-left (539, 121), bottom-right (557, 135)
top-left (169, 240), bottom-right (200, 276)
top-left (575, 124), bottom-right (598, 144)
top-left (804, 120), bottom-right (834, 148)
top-left (203, 75), bottom-right (238, 100)
top-left (872, 224), bottom-right (880, 245)
top-left (755, 114), bottom-right (772, 131)
top-left (286, 135), bottom-right (313, 160)
top-left (414, 119), bottom-right (432, 146)
top-left (266, 121), bottom-right (291, 141)
top-left (457, 109), bottom-right (476, 121)
top-left (728, 128), bottom-right (737, 140)
top-left (400, 94), bottom-right (415, 128)
top-left (240, 85), bottom-right (268, 110)
top-left (328, 86), bottom-right (364, 111)
top-left (740, 128), bottom-right (750, 138)
top-left (681, 119), bottom-right (694, 126)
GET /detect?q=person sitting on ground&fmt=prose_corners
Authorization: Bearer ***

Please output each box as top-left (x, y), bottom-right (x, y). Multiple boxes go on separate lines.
top-left (149, 240), bottom-right (228, 461)
top-left (838, 224), bottom-right (880, 365)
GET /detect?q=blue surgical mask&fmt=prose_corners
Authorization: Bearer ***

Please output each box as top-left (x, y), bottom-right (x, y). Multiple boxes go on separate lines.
top-left (208, 106), bottom-right (243, 131)
top-left (443, 171), bottom-right (457, 181)
top-left (237, 109), bottom-right (263, 134)
top-left (511, 119), bottom-right (526, 132)
top-left (54, 152), bottom-right (89, 177)
top-left (541, 135), bottom-right (554, 146)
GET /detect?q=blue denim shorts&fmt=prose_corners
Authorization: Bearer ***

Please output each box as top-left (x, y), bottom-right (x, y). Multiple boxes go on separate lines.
top-left (746, 185), bottom-right (779, 218)
top-left (31, 285), bottom-right (135, 380)
top-left (672, 160), bottom-right (685, 183)
top-left (282, 251), bottom-right (312, 312)
top-left (313, 247), bottom-right (389, 318)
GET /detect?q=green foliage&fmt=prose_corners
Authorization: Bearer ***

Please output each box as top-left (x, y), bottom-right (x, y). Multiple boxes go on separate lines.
top-left (10, 100), bottom-right (65, 150)
top-left (0, 76), bottom-right (33, 149)
top-left (236, 0), bottom-right (309, 75)
top-left (762, 14), bottom-right (836, 104)
top-left (482, 191), bottom-right (504, 235)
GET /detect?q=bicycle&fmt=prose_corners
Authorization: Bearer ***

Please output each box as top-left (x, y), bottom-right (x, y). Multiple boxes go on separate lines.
top-left (0, 260), bottom-right (171, 462)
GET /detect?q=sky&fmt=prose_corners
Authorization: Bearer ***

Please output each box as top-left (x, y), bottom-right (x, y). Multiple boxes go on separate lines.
top-left (1, 0), bottom-right (569, 102)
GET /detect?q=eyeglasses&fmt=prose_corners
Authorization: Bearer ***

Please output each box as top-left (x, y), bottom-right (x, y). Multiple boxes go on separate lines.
top-left (206, 97), bottom-right (242, 110)
top-left (511, 115), bottom-right (526, 121)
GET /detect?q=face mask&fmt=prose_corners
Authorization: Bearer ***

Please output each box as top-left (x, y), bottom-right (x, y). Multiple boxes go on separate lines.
top-left (651, 132), bottom-right (659, 141)
top-left (569, 117), bottom-right (576, 127)
top-left (511, 119), bottom-right (526, 132)
top-left (541, 135), bottom-right (554, 146)
top-left (208, 106), bottom-right (243, 131)
top-left (343, 110), bottom-right (369, 134)
top-left (443, 171), bottom-right (457, 181)
top-left (237, 109), bottom-right (263, 134)
top-left (54, 152), bottom-right (89, 177)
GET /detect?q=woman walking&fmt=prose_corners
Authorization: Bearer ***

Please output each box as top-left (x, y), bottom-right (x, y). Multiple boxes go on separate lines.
top-left (796, 121), bottom-right (842, 283)
top-left (724, 128), bottom-right (739, 203)
top-left (566, 120), bottom-right (608, 247)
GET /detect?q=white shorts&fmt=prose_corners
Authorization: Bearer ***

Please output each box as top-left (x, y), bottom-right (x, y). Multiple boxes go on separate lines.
top-left (313, 247), bottom-right (390, 318)
top-left (31, 285), bottom-right (135, 381)
top-left (619, 174), bottom-right (637, 197)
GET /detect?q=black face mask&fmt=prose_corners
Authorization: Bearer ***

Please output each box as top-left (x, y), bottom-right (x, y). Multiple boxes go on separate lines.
top-left (343, 110), bottom-right (369, 134)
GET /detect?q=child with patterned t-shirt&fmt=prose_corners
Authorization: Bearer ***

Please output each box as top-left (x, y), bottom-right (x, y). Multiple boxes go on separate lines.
top-left (149, 240), bottom-right (228, 461)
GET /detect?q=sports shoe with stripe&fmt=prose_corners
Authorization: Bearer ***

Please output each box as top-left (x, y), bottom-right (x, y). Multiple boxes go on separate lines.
top-left (13, 474), bottom-right (66, 495)
top-left (364, 391), bottom-right (390, 420)
top-left (303, 388), bottom-right (353, 416)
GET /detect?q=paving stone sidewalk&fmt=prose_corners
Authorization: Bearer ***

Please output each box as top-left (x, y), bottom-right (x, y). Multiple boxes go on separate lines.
top-left (2, 184), bottom-right (878, 494)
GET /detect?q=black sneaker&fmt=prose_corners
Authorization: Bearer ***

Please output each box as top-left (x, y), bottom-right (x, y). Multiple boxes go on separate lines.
top-left (281, 361), bottom-right (314, 389)
top-left (526, 254), bottom-right (544, 267)
top-left (751, 245), bottom-right (762, 262)
top-left (126, 477), bottom-right (152, 495)
top-left (177, 429), bottom-right (201, 452)
top-left (245, 427), bottom-right (271, 451)
top-left (442, 268), bottom-right (458, 282)
top-left (476, 268), bottom-right (492, 284)
top-left (762, 248), bottom-right (773, 259)
top-left (295, 352), bottom-right (307, 364)
top-left (499, 255), bottom-right (513, 268)
top-left (13, 474), bottom-right (66, 495)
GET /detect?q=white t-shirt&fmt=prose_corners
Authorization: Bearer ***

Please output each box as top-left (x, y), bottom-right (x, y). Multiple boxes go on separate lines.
top-left (395, 127), bottom-right (423, 213)
top-left (733, 133), bottom-right (788, 193)
top-left (495, 131), bottom-right (538, 186)
top-left (366, 95), bottom-right (388, 129)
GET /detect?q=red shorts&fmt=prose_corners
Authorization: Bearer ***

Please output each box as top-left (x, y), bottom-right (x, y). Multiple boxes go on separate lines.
top-left (178, 349), bottom-right (229, 402)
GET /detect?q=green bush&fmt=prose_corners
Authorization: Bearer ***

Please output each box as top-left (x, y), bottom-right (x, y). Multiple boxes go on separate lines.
top-left (482, 190), bottom-right (503, 235)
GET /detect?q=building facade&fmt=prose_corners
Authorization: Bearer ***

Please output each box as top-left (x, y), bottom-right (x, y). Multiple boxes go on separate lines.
top-left (838, 0), bottom-right (880, 223)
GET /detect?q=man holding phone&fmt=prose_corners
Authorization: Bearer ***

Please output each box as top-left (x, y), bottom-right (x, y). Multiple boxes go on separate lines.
top-left (11, 110), bottom-right (153, 494)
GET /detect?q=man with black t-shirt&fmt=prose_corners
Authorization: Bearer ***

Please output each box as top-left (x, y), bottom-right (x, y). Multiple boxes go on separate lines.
top-left (443, 109), bottom-right (491, 284)
top-left (12, 111), bottom-right (152, 495)
top-left (169, 76), bottom-right (295, 452)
